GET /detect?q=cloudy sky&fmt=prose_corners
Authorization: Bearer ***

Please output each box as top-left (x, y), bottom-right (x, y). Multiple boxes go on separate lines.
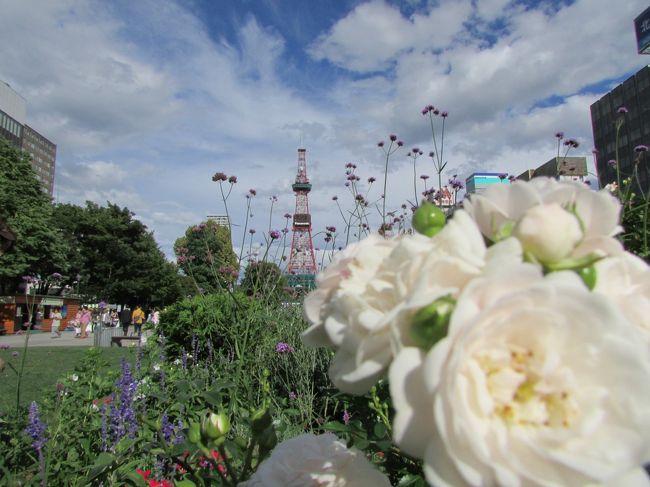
top-left (0, 0), bottom-right (648, 260)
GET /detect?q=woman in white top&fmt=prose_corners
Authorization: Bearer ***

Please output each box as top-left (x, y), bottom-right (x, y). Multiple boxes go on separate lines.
top-left (50, 307), bottom-right (62, 338)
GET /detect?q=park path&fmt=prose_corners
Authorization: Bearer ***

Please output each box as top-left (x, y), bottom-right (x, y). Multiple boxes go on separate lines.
top-left (0, 329), bottom-right (97, 348)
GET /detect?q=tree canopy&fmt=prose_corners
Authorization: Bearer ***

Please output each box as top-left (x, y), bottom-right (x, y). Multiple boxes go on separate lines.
top-left (0, 137), bottom-right (67, 294)
top-left (174, 220), bottom-right (238, 293)
top-left (52, 201), bottom-right (181, 306)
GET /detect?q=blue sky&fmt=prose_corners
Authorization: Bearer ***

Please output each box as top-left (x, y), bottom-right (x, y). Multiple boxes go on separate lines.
top-left (0, 0), bottom-right (648, 263)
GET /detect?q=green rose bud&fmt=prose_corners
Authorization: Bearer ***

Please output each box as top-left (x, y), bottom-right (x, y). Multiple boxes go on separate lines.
top-left (201, 412), bottom-right (230, 441)
top-left (412, 202), bottom-right (446, 237)
top-left (188, 422), bottom-right (201, 445)
top-left (411, 296), bottom-right (455, 349)
top-left (251, 409), bottom-right (273, 436)
top-left (257, 427), bottom-right (278, 453)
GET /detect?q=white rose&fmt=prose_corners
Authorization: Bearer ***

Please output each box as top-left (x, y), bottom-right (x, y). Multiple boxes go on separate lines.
top-left (594, 251), bottom-right (650, 339)
top-left (71, 374), bottom-right (79, 382)
top-left (238, 433), bottom-right (390, 487)
top-left (304, 212), bottom-right (502, 394)
top-left (390, 266), bottom-right (650, 487)
top-left (464, 177), bottom-right (622, 263)
top-left (302, 234), bottom-right (398, 348)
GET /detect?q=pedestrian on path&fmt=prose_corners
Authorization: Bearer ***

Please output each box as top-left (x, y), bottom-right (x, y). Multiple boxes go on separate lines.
top-left (50, 307), bottom-right (62, 338)
top-left (79, 306), bottom-right (91, 339)
top-left (132, 305), bottom-right (145, 337)
top-left (120, 305), bottom-right (132, 336)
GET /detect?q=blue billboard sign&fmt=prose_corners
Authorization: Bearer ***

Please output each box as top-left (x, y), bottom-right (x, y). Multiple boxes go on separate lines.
top-left (636, 6), bottom-right (650, 54)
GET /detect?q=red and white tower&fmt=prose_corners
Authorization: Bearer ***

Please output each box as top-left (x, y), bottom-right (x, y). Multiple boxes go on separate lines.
top-left (287, 148), bottom-right (317, 280)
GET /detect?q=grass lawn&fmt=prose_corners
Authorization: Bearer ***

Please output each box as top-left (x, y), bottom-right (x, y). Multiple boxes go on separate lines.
top-left (0, 346), bottom-right (135, 413)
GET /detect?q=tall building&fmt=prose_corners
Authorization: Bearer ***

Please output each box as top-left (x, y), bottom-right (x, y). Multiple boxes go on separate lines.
top-left (516, 157), bottom-right (587, 182)
top-left (590, 65), bottom-right (650, 193)
top-left (0, 81), bottom-right (57, 196)
top-left (465, 172), bottom-right (510, 195)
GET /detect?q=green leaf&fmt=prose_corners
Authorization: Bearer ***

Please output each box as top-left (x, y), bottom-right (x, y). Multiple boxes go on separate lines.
top-left (373, 423), bottom-right (388, 439)
top-left (322, 421), bottom-right (348, 433)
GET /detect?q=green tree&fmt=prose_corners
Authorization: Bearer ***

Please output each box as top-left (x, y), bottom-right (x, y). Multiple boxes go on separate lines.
top-left (240, 261), bottom-right (288, 303)
top-left (53, 202), bottom-right (181, 306)
top-left (0, 137), bottom-right (68, 294)
top-left (174, 220), bottom-right (238, 293)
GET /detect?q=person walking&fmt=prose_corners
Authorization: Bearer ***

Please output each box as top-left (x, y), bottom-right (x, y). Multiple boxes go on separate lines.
top-left (132, 305), bottom-right (145, 337)
top-left (73, 309), bottom-right (83, 337)
top-left (100, 307), bottom-right (111, 329)
top-left (120, 305), bottom-right (132, 336)
top-left (79, 306), bottom-right (92, 339)
top-left (50, 307), bottom-right (62, 338)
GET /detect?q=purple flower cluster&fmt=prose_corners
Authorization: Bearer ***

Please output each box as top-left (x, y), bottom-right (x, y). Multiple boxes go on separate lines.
top-left (284, 213), bottom-right (292, 219)
top-left (421, 105), bottom-right (448, 117)
top-left (161, 413), bottom-right (185, 445)
top-left (212, 172), bottom-right (228, 182)
top-left (635, 144), bottom-right (649, 153)
top-left (275, 342), bottom-right (295, 354)
top-left (342, 410), bottom-right (351, 425)
top-left (563, 138), bottom-right (580, 149)
top-left (25, 402), bottom-right (48, 451)
top-left (50, 272), bottom-right (62, 279)
top-left (326, 226), bottom-right (336, 233)
top-left (270, 230), bottom-right (281, 240)
top-left (110, 360), bottom-right (139, 446)
top-left (192, 334), bottom-right (199, 361)
top-left (448, 177), bottom-right (464, 190)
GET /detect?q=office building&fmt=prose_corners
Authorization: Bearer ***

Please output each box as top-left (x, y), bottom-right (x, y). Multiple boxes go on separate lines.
top-left (465, 172), bottom-right (511, 195)
top-left (590, 65), bottom-right (650, 194)
top-left (516, 157), bottom-right (587, 182)
top-left (0, 81), bottom-right (57, 196)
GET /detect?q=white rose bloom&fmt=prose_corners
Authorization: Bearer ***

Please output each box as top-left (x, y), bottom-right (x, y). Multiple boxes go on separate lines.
top-left (304, 212), bottom-right (506, 394)
top-left (390, 266), bottom-right (650, 487)
top-left (594, 251), bottom-right (650, 339)
top-left (238, 433), bottom-right (390, 487)
top-left (464, 177), bottom-right (623, 263)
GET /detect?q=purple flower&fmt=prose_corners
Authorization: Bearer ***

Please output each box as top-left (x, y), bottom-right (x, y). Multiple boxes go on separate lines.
top-left (617, 106), bottom-right (629, 114)
top-left (389, 134), bottom-right (397, 142)
top-left (377, 141), bottom-right (384, 148)
top-left (228, 175), bottom-right (238, 184)
top-left (428, 151), bottom-right (434, 158)
top-left (249, 228), bottom-right (256, 235)
top-left (498, 173), bottom-right (508, 180)
top-left (345, 162), bottom-right (354, 168)
top-left (25, 402), bottom-right (47, 451)
top-left (275, 342), bottom-right (295, 354)
top-left (635, 145), bottom-right (649, 153)
top-left (332, 195), bottom-right (338, 201)
top-left (420, 174), bottom-right (430, 180)
top-left (449, 177), bottom-right (465, 190)
top-left (421, 107), bottom-right (429, 115)
top-left (0, 343), bottom-right (10, 350)
top-left (555, 131), bottom-right (564, 139)
top-left (441, 111), bottom-right (448, 118)
top-left (608, 159), bottom-right (617, 168)
top-left (412, 147), bottom-right (420, 153)
top-left (368, 177), bottom-right (376, 183)
top-left (326, 226), bottom-right (336, 232)
top-left (342, 410), bottom-right (351, 425)
top-left (50, 272), bottom-right (62, 279)
top-left (249, 189), bottom-right (257, 196)
top-left (433, 109), bottom-right (440, 116)
top-left (284, 213), bottom-right (291, 219)
top-left (212, 172), bottom-right (227, 182)
top-left (270, 230), bottom-right (281, 240)
top-left (282, 228), bottom-right (289, 234)
top-left (397, 140), bottom-right (404, 147)
top-left (161, 413), bottom-right (174, 443)
top-left (289, 391), bottom-right (297, 401)
top-left (12, 351), bottom-right (19, 358)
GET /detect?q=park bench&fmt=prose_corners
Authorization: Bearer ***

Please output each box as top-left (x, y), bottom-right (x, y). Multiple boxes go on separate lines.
top-left (110, 336), bottom-right (141, 347)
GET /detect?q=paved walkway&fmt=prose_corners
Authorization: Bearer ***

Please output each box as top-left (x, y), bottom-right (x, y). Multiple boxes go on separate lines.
top-left (0, 329), bottom-right (97, 348)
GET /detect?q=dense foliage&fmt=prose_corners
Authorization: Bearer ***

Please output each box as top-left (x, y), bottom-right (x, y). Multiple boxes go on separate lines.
top-left (0, 138), bottom-right (67, 294)
top-left (174, 221), bottom-right (238, 294)
top-left (52, 202), bottom-right (181, 306)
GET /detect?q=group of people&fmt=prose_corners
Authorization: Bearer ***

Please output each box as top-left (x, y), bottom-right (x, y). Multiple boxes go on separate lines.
top-left (118, 305), bottom-right (160, 337)
top-left (49, 304), bottom-right (160, 338)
